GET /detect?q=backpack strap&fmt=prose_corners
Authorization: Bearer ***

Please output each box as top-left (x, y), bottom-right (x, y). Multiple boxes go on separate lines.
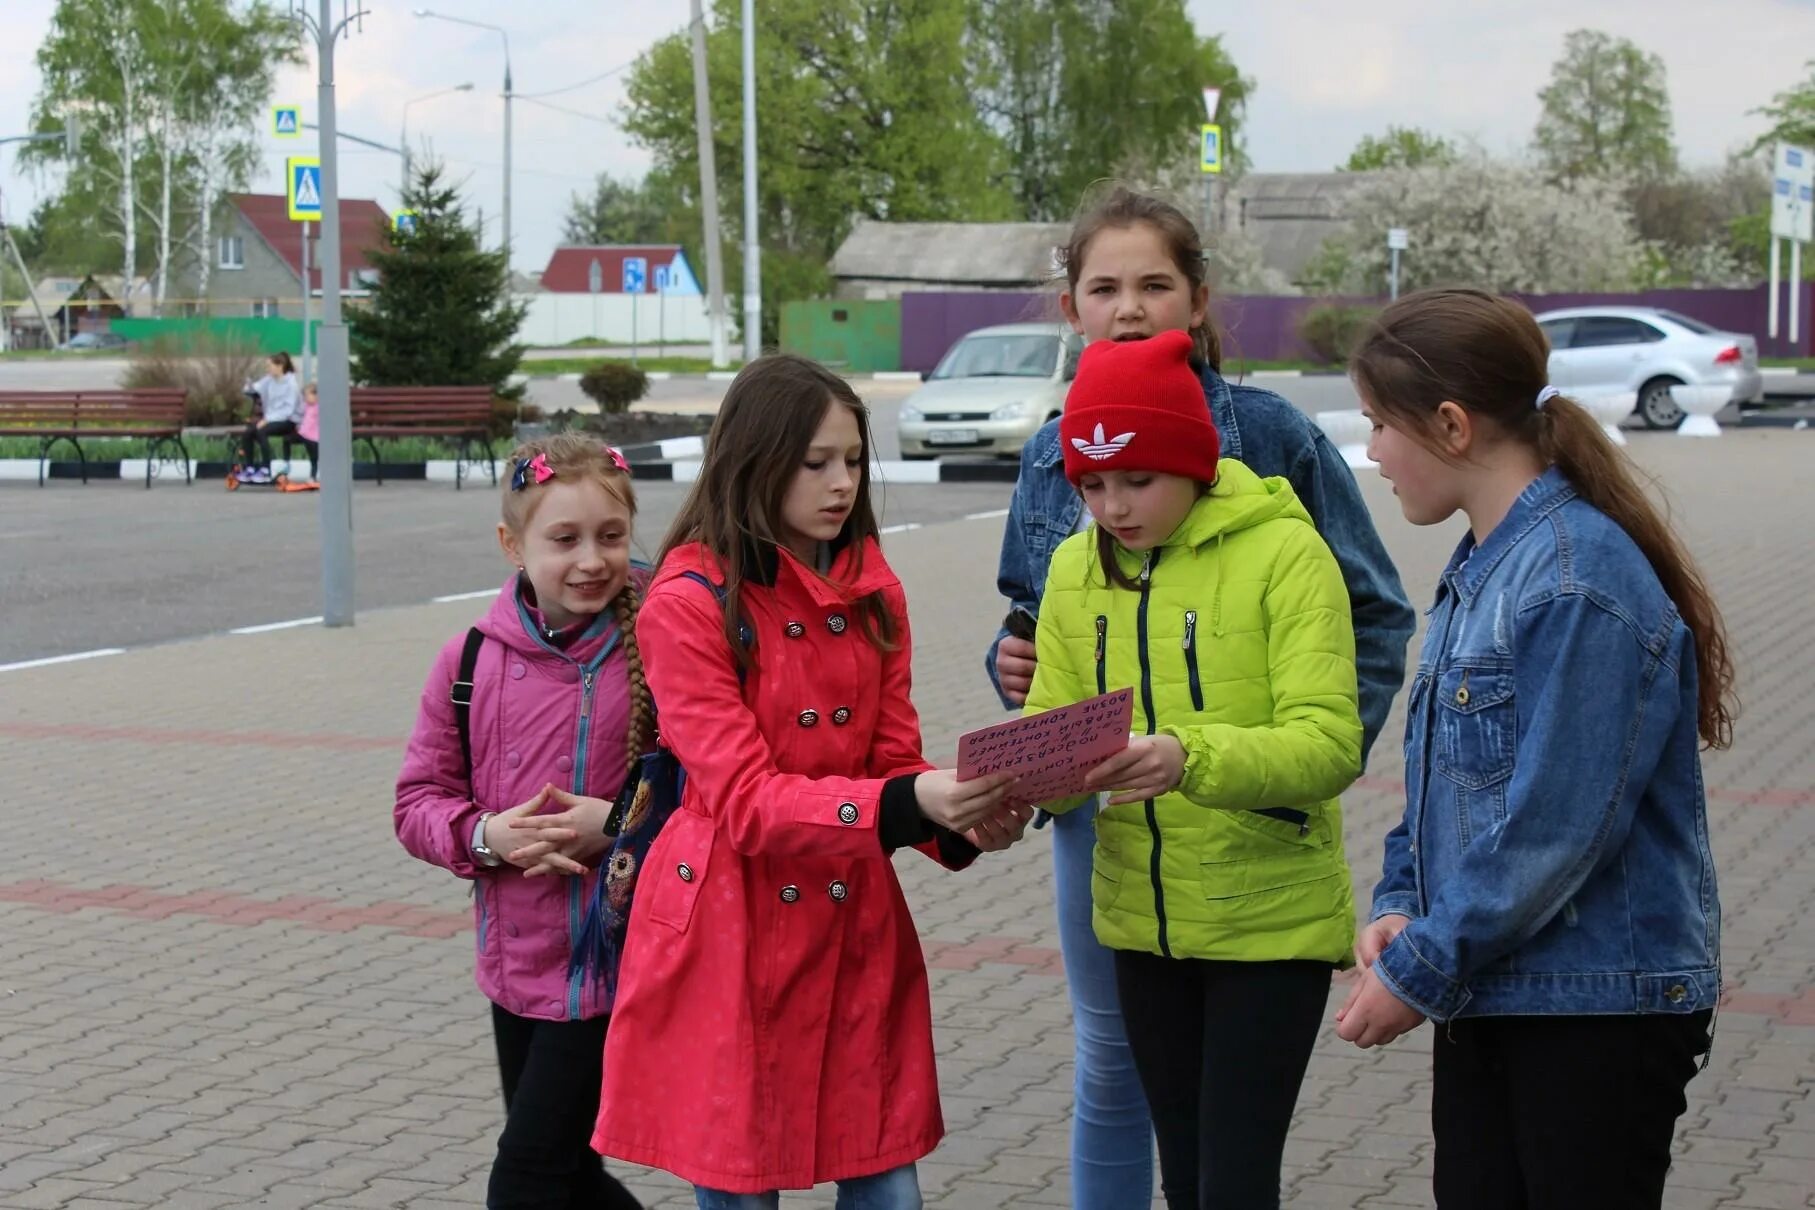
top-left (450, 627), bottom-right (486, 801)
top-left (677, 570), bottom-right (752, 679)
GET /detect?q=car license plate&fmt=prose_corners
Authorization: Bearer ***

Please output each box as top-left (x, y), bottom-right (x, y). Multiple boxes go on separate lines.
top-left (926, 429), bottom-right (980, 445)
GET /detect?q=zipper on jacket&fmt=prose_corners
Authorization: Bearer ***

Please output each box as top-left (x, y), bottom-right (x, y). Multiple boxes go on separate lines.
top-left (1094, 615), bottom-right (1108, 696)
top-left (1253, 806), bottom-right (1311, 835)
top-left (1182, 610), bottom-right (1204, 712)
top-left (568, 665), bottom-right (598, 1020)
top-left (1135, 550), bottom-right (1171, 959)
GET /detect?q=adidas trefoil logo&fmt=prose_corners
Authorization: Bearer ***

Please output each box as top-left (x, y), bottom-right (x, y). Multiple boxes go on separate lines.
top-left (1071, 422), bottom-right (1135, 461)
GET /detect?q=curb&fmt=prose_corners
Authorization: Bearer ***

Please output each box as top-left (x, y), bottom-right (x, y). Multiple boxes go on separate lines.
top-left (614, 459), bottom-right (1021, 484)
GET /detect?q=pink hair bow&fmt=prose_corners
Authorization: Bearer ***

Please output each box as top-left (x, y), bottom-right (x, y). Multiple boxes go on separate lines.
top-left (607, 446), bottom-right (629, 473)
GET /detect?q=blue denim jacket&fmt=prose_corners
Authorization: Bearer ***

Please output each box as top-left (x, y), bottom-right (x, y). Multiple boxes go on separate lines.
top-left (1372, 468), bottom-right (1721, 1021)
top-left (986, 363), bottom-right (1415, 763)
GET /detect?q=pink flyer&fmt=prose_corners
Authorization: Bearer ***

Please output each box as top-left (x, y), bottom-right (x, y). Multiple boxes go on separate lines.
top-left (956, 688), bottom-right (1135, 804)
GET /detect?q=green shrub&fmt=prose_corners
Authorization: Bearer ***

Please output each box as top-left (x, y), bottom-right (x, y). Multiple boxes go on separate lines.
top-left (1296, 304), bottom-right (1379, 367)
top-left (578, 361), bottom-right (650, 414)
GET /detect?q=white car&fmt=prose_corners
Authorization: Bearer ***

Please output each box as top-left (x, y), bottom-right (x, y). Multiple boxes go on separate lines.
top-left (896, 323), bottom-right (1080, 459)
top-left (1534, 306), bottom-right (1764, 430)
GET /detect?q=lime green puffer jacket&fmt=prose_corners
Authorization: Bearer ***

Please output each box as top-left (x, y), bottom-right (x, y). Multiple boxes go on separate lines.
top-left (1026, 459), bottom-right (1362, 965)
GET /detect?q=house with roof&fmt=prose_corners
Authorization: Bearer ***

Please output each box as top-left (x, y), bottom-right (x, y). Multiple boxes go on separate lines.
top-left (538, 245), bottom-right (701, 295)
top-left (173, 192), bottom-right (391, 318)
top-left (830, 221), bottom-right (1069, 299)
top-left (2, 274), bottom-right (153, 349)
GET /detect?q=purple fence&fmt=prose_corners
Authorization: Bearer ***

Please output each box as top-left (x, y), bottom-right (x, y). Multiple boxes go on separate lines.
top-left (898, 283), bottom-right (1815, 371)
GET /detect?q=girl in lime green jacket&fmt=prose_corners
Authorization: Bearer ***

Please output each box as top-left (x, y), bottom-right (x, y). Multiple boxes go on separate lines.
top-left (1024, 328), bottom-right (1363, 1210)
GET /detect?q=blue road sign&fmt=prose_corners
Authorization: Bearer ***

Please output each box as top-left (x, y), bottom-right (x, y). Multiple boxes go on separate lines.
top-left (622, 256), bottom-right (647, 294)
top-left (287, 157), bottom-right (322, 222)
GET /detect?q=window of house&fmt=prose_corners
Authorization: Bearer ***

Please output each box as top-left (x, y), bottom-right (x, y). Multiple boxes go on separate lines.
top-left (218, 236), bottom-right (244, 269)
top-left (251, 298), bottom-right (280, 319)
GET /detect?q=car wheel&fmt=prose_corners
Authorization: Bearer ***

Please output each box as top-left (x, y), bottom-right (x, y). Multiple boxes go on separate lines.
top-left (1637, 377), bottom-right (1684, 430)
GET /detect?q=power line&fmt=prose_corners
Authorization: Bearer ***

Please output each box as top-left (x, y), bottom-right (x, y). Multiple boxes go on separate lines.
top-left (515, 95), bottom-right (615, 128)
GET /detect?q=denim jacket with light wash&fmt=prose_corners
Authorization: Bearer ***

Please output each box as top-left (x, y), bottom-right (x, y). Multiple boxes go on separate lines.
top-left (1371, 467), bottom-right (1721, 1022)
top-left (985, 362), bottom-right (1415, 764)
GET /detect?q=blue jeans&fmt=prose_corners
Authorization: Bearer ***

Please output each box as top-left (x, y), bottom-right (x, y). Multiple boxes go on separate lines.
top-left (1052, 801), bottom-right (1154, 1209)
top-left (693, 1164), bottom-right (920, 1209)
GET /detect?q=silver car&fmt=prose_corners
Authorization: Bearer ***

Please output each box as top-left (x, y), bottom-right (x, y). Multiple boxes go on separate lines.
top-left (896, 323), bottom-right (1080, 459)
top-left (1534, 306), bottom-right (1764, 430)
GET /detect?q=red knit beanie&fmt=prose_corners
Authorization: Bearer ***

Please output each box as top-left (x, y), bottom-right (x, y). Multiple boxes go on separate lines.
top-left (1060, 329), bottom-right (1220, 486)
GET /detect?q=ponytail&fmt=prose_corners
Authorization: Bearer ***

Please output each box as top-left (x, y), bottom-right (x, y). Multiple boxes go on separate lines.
top-left (1351, 288), bottom-right (1737, 749)
top-left (1535, 397), bottom-right (1735, 748)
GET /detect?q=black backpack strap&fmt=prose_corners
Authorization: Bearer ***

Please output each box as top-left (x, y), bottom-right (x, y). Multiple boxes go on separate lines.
top-left (678, 571), bottom-right (753, 667)
top-left (451, 627), bottom-right (486, 800)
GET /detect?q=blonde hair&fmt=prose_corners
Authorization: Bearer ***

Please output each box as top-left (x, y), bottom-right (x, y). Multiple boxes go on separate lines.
top-left (502, 432), bottom-right (650, 770)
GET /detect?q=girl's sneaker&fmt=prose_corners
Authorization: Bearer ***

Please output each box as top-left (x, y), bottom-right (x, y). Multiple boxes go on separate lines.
top-left (252, 468), bottom-right (273, 484)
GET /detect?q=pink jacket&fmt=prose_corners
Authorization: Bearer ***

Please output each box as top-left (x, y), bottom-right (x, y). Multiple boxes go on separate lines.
top-left (396, 576), bottom-right (635, 1021)
top-left (298, 398), bottom-right (319, 442)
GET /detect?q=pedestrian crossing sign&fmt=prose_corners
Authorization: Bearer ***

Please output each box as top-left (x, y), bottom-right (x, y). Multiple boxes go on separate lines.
top-left (1200, 124), bottom-right (1223, 174)
top-left (393, 210), bottom-right (419, 235)
top-left (273, 105), bottom-right (301, 138)
top-left (287, 156), bottom-right (323, 222)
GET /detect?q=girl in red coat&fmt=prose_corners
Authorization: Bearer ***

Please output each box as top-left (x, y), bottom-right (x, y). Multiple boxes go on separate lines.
top-left (585, 354), bottom-right (1026, 1207)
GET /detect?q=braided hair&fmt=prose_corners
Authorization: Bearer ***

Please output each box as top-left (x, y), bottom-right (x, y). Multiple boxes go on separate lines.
top-left (613, 576), bottom-right (654, 774)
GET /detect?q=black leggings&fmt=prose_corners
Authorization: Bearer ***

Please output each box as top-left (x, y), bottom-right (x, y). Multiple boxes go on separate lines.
top-left (488, 1003), bottom-right (642, 1210)
top-left (239, 418), bottom-right (298, 469)
top-left (1432, 1011), bottom-right (1713, 1208)
top-left (1114, 951), bottom-right (1331, 1210)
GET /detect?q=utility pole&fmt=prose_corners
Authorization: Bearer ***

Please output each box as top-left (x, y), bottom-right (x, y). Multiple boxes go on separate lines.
top-left (740, 0), bottom-right (760, 360)
top-left (690, 0), bottom-right (729, 368)
top-left (294, 0), bottom-right (367, 628)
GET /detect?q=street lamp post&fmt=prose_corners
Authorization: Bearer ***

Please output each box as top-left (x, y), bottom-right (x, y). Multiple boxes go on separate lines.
top-left (400, 82), bottom-right (473, 200)
top-left (413, 10), bottom-right (511, 264)
top-left (740, 0), bottom-right (760, 360)
top-left (292, 0), bottom-right (367, 628)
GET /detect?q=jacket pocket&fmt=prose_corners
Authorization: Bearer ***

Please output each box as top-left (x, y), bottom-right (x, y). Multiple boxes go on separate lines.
top-left (1197, 811), bottom-right (1333, 899)
top-left (641, 813), bottom-right (713, 934)
top-left (1433, 665), bottom-right (1516, 791)
top-left (1182, 610), bottom-right (1204, 711)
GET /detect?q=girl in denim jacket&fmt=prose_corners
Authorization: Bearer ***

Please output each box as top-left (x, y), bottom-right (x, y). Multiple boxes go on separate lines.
top-left (1337, 289), bottom-right (1736, 1209)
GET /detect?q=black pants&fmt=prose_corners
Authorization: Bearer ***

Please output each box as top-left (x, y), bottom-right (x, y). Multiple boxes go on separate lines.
top-left (239, 418), bottom-right (298, 469)
top-left (488, 1003), bottom-right (643, 1210)
top-left (1432, 1011), bottom-right (1713, 1209)
top-left (1114, 951), bottom-right (1331, 1209)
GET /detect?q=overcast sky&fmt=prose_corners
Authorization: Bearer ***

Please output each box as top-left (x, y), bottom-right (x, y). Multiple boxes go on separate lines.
top-left (2, 0), bottom-right (1808, 280)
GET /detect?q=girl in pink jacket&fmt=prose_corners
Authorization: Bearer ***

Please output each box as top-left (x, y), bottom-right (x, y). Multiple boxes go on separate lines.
top-left (396, 432), bottom-right (647, 1210)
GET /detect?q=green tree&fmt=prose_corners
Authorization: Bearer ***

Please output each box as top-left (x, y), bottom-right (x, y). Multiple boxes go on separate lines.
top-left (25, 0), bottom-right (299, 306)
top-left (348, 165), bottom-right (527, 401)
top-left (622, 0), bottom-right (1015, 344)
top-left (1751, 60), bottom-right (1815, 151)
top-left (969, 0), bottom-right (1251, 221)
top-left (561, 173), bottom-right (683, 245)
top-left (1533, 30), bottom-right (1676, 181)
top-left (1342, 126), bottom-right (1456, 172)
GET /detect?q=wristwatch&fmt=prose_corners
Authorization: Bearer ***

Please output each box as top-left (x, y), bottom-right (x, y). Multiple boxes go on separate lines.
top-left (471, 811), bottom-right (503, 867)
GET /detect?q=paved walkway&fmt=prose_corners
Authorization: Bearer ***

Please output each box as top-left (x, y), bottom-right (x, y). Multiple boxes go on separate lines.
top-left (2, 430), bottom-right (1810, 1208)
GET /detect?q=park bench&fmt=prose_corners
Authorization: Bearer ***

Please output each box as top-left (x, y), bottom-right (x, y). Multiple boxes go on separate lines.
top-left (348, 386), bottom-right (499, 489)
top-left (0, 389), bottom-right (190, 488)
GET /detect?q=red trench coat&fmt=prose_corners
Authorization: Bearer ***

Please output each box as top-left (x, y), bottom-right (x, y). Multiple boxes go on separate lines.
top-left (593, 538), bottom-right (963, 1192)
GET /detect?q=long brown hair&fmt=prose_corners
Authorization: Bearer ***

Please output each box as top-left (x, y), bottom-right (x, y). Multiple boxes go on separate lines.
top-left (658, 354), bottom-right (895, 666)
top-left (1350, 288), bottom-right (1736, 748)
top-left (501, 432), bottom-right (651, 771)
top-left (1058, 183), bottom-right (1223, 372)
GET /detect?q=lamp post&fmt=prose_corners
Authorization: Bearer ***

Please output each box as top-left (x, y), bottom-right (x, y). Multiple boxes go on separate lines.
top-left (412, 10), bottom-right (511, 263)
top-left (400, 82), bottom-right (473, 199)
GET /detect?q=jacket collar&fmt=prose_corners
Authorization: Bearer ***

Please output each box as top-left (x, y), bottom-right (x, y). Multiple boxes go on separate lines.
top-left (1033, 357), bottom-right (1241, 469)
top-left (691, 531), bottom-right (895, 607)
top-left (1440, 466), bottom-right (1576, 607)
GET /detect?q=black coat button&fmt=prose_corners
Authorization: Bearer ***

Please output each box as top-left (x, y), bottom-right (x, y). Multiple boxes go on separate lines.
top-left (798, 709), bottom-right (819, 727)
top-left (827, 614), bottom-right (848, 635)
top-left (838, 802), bottom-right (860, 825)
top-left (832, 706), bottom-right (852, 725)
top-left (828, 880), bottom-right (849, 902)
top-left (779, 885), bottom-right (800, 904)
top-left (785, 621), bottom-right (806, 638)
